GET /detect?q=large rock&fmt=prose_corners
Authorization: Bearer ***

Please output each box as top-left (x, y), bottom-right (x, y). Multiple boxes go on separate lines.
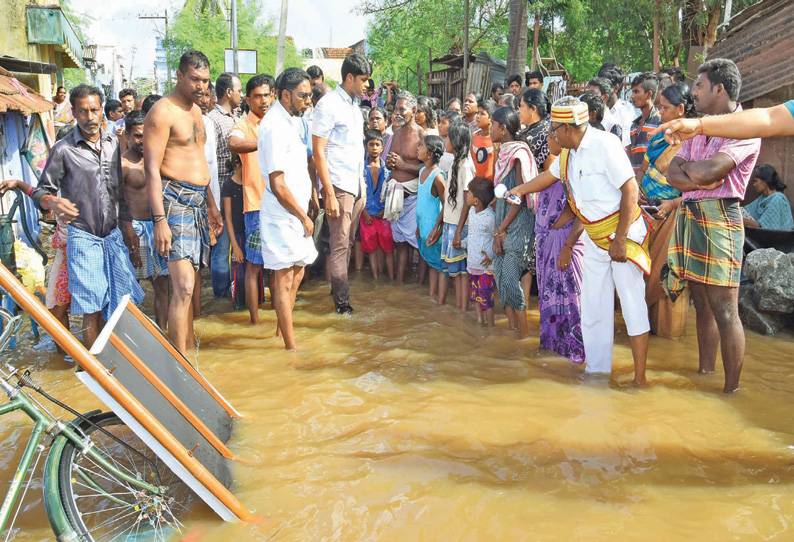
top-left (744, 248), bottom-right (794, 314)
top-left (739, 284), bottom-right (783, 336)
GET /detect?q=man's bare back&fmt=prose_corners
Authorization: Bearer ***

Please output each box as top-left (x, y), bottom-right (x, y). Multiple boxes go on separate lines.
top-left (388, 123), bottom-right (425, 183)
top-left (146, 95), bottom-right (210, 187)
top-left (121, 151), bottom-right (151, 221)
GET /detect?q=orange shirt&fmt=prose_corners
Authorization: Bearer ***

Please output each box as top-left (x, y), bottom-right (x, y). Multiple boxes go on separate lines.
top-left (471, 133), bottom-right (494, 180)
top-left (230, 112), bottom-right (265, 213)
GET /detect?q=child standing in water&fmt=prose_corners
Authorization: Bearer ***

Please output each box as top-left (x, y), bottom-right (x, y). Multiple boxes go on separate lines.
top-left (415, 135), bottom-right (447, 299)
top-left (465, 177), bottom-right (496, 326)
top-left (491, 106), bottom-right (537, 338)
top-left (440, 122), bottom-right (475, 309)
top-left (360, 130), bottom-right (394, 280)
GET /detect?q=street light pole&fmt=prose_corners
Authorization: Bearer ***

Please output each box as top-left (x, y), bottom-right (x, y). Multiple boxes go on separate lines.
top-left (139, 10), bottom-right (170, 91)
top-left (275, 0), bottom-right (288, 77)
top-left (165, 10), bottom-right (170, 91)
top-left (463, 0), bottom-right (469, 94)
top-left (230, 0), bottom-right (238, 74)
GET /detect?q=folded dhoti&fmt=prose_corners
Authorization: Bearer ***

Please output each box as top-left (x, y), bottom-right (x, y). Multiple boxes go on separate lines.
top-left (66, 225), bottom-right (145, 320)
top-left (382, 178), bottom-right (419, 249)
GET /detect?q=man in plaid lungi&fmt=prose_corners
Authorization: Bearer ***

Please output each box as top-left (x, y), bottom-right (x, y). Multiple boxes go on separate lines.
top-left (121, 110), bottom-right (169, 331)
top-left (146, 51), bottom-right (224, 355)
top-left (665, 59), bottom-right (760, 393)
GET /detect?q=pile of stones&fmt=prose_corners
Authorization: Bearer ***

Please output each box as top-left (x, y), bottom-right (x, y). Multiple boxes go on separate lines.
top-left (739, 248), bottom-right (794, 335)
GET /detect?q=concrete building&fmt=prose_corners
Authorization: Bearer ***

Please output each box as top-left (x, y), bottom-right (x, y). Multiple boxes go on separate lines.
top-left (301, 41), bottom-right (367, 84)
top-left (0, 0), bottom-right (84, 101)
top-left (93, 45), bottom-right (127, 99)
top-left (155, 37), bottom-right (167, 94)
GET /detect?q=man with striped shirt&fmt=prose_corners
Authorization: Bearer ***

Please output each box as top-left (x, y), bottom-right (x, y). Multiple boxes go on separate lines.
top-left (628, 72), bottom-right (662, 173)
top-left (664, 59), bottom-right (760, 394)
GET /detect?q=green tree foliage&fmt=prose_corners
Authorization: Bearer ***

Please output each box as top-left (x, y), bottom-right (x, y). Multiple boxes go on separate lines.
top-left (365, 0), bottom-right (758, 90)
top-left (63, 69), bottom-right (89, 89)
top-left (363, 0), bottom-right (510, 92)
top-left (167, 0), bottom-right (301, 87)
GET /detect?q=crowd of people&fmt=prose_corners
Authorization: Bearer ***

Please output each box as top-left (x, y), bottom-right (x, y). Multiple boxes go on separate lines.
top-left (4, 48), bottom-right (794, 394)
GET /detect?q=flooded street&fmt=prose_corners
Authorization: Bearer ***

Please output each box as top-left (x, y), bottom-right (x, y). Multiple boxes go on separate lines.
top-left (2, 274), bottom-right (794, 541)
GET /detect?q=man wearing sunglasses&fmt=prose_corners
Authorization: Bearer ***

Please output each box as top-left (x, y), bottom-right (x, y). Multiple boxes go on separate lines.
top-left (257, 67), bottom-right (318, 350)
top-left (313, 53), bottom-right (373, 315)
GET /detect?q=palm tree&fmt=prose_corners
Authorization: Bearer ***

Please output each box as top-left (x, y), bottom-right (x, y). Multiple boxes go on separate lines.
top-left (506, 0), bottom-right (528, 78)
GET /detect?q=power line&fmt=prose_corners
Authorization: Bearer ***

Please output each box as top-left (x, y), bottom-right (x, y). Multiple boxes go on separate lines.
top-left (139, 10), bottom-right (170, 92)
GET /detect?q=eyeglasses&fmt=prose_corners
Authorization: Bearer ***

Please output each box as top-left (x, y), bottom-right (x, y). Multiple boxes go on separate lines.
top-left (291, 90), bottom-right (311, 100)
top-left (549, 123), bottom-right (565, 134)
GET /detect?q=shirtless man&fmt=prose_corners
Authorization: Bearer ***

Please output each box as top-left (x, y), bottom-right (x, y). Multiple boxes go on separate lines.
top-left (145, 50), bottom-right (223, 355)
top-left (121, 110), bottom-right (169, 330)
top-left (383, 91), bottom-right (425, 283)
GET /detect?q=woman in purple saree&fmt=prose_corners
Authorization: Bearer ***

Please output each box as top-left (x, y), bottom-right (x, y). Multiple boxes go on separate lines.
top-left (520, 89), bottom-right (585, 363)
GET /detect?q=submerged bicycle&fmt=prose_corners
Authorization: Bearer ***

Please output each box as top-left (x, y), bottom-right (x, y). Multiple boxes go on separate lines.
top-left (0, 307), bottom-right (200, 541)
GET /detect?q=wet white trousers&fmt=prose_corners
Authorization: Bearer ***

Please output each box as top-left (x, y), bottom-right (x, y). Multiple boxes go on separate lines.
top-left (580, 234), bottom-right (650, 374)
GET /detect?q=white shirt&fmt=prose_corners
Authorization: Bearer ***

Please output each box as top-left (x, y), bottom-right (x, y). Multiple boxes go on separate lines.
top-left (609, 100), bottom-right (636, 148)
top-left (443, 155), bottom-right (475, 226)
top-left (203, 115), bottom-right (220, 211)
top-left (311, 85), bottom-right (365, 197)
top-left (465, 206), bottom-right (495, 274)
top-left (549, 126), bottom-right (632, 221)
top-left (549, 126), bottom-right (646, 243)
top-left (257, 101), bottom-right (317, 268)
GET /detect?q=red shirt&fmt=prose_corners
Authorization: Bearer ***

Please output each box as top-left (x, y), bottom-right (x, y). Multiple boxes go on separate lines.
top-left (471, 133), bottom-right (494, 180)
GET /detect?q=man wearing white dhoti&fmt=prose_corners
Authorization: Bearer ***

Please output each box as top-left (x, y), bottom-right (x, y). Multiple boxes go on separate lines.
top-left (258, 68), bottom-right (318, 350)
top-left (508, 96), bottom-right (651, 384)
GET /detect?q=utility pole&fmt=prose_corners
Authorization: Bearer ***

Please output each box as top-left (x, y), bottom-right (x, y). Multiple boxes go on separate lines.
top-left (128, 46), bottom-right (136, 83)
top-left (275, 0), bottom-right (288, 76)
top-left (139, 10), bottom-right (170, 91)
top-left (463, 0), bottom-right (470, 94)
top-left (165, 11), bottom-right (170, 92)
top-left (230, 0), bottom-right (238, 74)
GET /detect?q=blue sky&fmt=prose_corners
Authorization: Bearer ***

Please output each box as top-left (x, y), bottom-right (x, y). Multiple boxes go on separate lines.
top-left (72, 0), bottom-right (369, 80)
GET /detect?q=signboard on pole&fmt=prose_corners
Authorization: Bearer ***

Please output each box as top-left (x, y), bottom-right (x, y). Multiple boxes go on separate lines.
top-left (224, 49), bottom-right (257, 74)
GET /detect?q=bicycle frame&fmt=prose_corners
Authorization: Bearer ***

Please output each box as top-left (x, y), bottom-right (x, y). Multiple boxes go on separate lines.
top-left (0, 377), bottom-right (163, 538)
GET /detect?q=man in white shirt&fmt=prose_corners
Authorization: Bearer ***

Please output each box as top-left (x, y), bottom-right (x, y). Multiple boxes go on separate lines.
top-left (508, 97), bottom-right (650, 385)
top-left (198, 84), bottom-right (220, 314)
top-left (586, 76), bottom-right (626, 145)
top-left (598, 66), bottom-right (637, 149)
top-left (258, 67), bottom-right (317, 350)
top-left (312, 53), bottom-right (371, 314)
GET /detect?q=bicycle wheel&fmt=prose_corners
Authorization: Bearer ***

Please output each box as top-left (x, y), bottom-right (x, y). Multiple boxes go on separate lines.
top-left (57, 412), bottom-right (202, 541)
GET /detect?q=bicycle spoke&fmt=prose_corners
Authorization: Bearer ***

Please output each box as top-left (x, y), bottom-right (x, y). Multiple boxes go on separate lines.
top-left (87, 507), bottom-right (142, 535)
top-left (58, 413), bottom-right (199, 540)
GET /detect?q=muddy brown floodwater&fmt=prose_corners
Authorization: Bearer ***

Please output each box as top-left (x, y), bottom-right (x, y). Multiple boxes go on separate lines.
top-left (2, 275), bottom-right (794, 541)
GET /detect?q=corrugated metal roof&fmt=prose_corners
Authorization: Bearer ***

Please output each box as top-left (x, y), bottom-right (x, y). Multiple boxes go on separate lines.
top-left (0, 67), bottom-right (53, 115)
top-left (708, 0), bottom-right (794, 102)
